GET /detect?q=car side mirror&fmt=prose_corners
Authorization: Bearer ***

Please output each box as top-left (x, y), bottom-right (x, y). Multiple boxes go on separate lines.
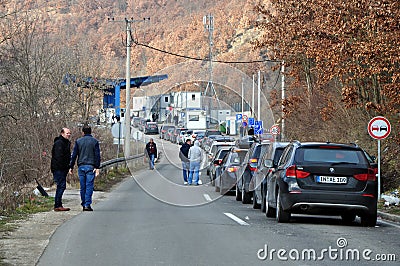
top-left (264, 159), bottom-right (273, 168)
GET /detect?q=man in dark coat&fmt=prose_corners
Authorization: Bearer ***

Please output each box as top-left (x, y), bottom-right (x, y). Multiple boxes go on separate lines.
top-left (51, 128), bottom-right (72, 211)
top-left (145, 138), bottom-right (157, 170)
top-left (179, 138), bottom-right (192, 185)
top-left (69, 125), bottom-right (101, 211)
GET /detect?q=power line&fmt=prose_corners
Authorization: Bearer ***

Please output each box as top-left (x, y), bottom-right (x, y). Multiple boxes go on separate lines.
top-left (132, 40), bottom-right (282, 64)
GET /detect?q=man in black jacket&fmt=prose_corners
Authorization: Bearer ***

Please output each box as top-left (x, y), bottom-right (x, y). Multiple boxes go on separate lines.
top-left (145, 138), bottom-right (157, 170)
top-left (51, 128), bottom-right (71, 211)
top-left (179, 138), bottom-right (192, 185)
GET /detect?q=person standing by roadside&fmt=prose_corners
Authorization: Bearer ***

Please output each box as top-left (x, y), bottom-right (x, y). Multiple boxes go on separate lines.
top-left (69, 125), bottom-right (101, 211)
top-left (145, 138), bottom-right (157, 170)
top-left (188, 140), bottom-right (203, 185)
top-left (51, 128), bottom-right (72, 212)
top-left (179, 138), bottom-right (192, 185)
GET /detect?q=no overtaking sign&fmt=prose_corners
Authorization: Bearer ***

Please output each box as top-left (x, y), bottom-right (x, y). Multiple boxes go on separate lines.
top-left (368, 116), bottom-right (391, 140)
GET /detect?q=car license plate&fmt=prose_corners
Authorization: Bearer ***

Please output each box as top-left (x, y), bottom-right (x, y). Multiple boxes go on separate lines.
top-left (316, 176), bottom-right (347, 184)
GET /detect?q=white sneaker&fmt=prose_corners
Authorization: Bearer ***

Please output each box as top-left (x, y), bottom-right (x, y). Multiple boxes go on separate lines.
top-left (184, 182), bottom-right (188, 185)
top-left (198, 180), bottom-right (202, 185)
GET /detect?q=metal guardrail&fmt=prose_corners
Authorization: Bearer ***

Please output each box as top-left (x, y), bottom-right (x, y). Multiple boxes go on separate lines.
top-left (100, 153), bottom-right (145, 169)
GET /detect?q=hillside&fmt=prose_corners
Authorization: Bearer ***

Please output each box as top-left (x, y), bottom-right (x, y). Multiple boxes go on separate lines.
top-left (1, 0), bottom-right (264, 78)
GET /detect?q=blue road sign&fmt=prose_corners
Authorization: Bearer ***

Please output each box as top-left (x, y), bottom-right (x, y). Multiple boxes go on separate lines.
top-left (242, 121), bottom-right (247, 127)
top-left (248, 117), bottom-right (255, 126)
top-left (254, 120), bottom-right (263, 134)
top-left (236, 114), bottom-right (243, 121)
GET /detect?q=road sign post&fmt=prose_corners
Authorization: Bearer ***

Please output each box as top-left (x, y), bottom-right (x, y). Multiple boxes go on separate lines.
top-left (368, 116), bottom-right (391, 200)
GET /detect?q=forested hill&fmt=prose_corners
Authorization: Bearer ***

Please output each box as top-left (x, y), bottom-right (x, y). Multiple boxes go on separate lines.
top-left (1, 0), bottom-right (264, 78)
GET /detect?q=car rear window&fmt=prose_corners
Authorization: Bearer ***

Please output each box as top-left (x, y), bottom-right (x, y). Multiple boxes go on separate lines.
top-left (251, 145), bottom-right (262, 159)
top-left (218, 149), bottom-right (230, 159)
top-left (273, 148), bottom-right (285, 166)
top-left (235, 150), bottom-right (248, 163)
top-left (294, 147), bottom-right (368, 165)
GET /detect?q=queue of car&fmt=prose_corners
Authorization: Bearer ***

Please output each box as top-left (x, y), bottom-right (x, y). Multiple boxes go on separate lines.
top-left (201, 134), bottom-right (379, 227)
top-left (139, 120), bottom-right (378, 227)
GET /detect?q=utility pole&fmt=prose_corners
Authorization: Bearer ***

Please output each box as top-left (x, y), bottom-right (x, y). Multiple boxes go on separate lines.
top-left (203, 14), bottom-right (220, 120)
top-left (108, 16), bottom-right (149, 159)
top-left (124, 18), bottom-right (132, 160)
top-left (257, 70), bottom-right (261, 122)
top-left (281, 61), bottom-right (285, 141)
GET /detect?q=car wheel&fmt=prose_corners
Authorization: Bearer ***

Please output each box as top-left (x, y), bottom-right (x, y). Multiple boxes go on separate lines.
top-left (219, 177), bottom-right (225, 195)
top-left (361, 211), bottom-right (377, 227)
top-left (252, 191), bottom-right (261, 209)
top-left (341, 213), bottom-right (356, 224)
top-left (235, 182), bottom-right (242, 201)
top-left (261, 188), bottom-right (266, 213)
top-left (265, 189), bottom-right (275, 218)
top-left (215, 178), bottom-right (220, 192)
top-left (210, 172), bottom-right (215, 186)
top-left (276, 188), bottom-right (290, 223)
top-left (241, 182), bottom-right (251, 204)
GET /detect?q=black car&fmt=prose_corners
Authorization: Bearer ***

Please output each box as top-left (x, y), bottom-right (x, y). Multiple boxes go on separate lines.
top-left (251, 141), bottom-right (289, 210)
top-left (236, 141), bottom-right (271, 204)
top-left (236, 135), bottom-right (257, 149)
top-left (144, 122), bottom-right (159, 135)
top-left (215, 148), bottom-right (248, 195)
top-left (207, 147), bottom-right (231, 185)
top-left (265, 141), bottom-right (378, 226)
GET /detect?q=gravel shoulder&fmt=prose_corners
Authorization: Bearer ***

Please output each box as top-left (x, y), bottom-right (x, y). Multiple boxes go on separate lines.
top-left (0, 188), bottom-right (108, 266)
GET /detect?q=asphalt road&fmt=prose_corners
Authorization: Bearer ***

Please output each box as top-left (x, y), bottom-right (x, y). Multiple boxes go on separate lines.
top-left (38, 135), bottom-right (400, 266)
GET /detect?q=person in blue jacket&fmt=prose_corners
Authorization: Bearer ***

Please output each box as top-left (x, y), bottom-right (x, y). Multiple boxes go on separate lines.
top-left (69, 125), bottom-right (101, 211)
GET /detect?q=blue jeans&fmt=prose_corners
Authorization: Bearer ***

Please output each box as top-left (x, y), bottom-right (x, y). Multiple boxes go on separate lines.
top-left (182, 161), bottom-right (191, 182)
top-left (149, 154), bottom-right (155, 169)
top-left (78, 165), bottom-right (96, 207)
top-left (188, 161), bottom-right (200, 185)
top-left (53, 170), bottom-right (68, 208)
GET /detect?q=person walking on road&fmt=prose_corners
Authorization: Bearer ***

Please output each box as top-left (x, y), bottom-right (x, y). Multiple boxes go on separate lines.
top-left (69, 125), bottom-right (101, 211)
top-left (179, 138), bottom-right (192, 185)
top-left (146, 138), bottom-right (157, 170)
top-left (51, 128), bottom-right (72, 212)
top-left (188, 140), bottom-right (203, 185)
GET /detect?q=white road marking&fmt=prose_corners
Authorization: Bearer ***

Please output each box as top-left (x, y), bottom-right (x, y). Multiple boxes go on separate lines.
top-left (224, 212), bottom-right (250, 226)
top-left (203, 194), bottom-right (212, 202)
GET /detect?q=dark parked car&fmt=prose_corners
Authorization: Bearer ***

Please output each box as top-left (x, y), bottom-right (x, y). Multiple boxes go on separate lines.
top-left (205, 129), bottom-right (222, 137)
top-left (215, 148), bottom-right (248, 195)
top-left (207, 147), bottom-right (231, 185)
top-left (144, 122), bottom-right (159, 135)
top-left (159, 125), bottom-right (175, 139)
top-left (236, 135), bottom-right (257, 149)
top-left (236, 141), bottom-right (271, 204)
top-left (265, 141), bottom-right (378, 226)
top-left (252, 142), bottom-right (290, 211)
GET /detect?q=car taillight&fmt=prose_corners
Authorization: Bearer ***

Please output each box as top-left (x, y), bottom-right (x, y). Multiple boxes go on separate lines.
top-left (353, 169), bottom-right (376, 181)
top-left (227, 166), bottom-right (238, 172)
top-left (214, 159), bottom-right (222, 165)
top-left (286, 165), bottom-right (310, 178)
top-left (249, 158), bottom-right (258, 171)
